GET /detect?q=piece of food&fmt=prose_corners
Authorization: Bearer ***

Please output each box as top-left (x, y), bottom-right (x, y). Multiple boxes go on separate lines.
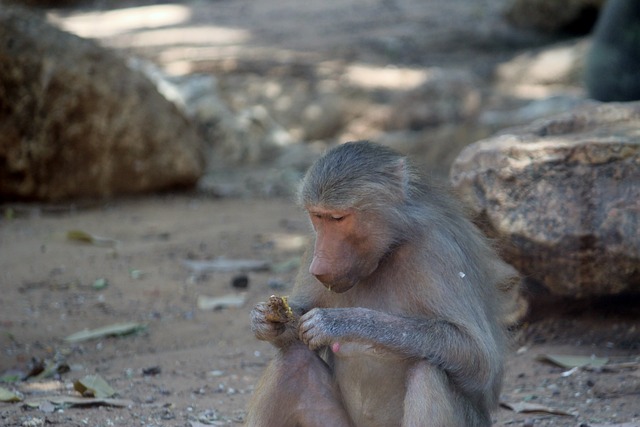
top-left (265, 295), bottom-right (294, 323)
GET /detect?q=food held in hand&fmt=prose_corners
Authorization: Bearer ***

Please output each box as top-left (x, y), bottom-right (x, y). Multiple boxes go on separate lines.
top-left (265, 295), bottom-right (294, 323)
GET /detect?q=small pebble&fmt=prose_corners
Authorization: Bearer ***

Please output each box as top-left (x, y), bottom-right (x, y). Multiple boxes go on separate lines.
top-left (142, 366), bottom-right (162, 376)
top-left (232, 274), bottom-right (249, 289)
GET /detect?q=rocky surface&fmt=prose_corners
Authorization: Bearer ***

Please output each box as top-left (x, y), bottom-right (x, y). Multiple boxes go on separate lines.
top-left (450, 101), bottom-right (640, 297)
top-left (0, 5), bottom-right (205, 202)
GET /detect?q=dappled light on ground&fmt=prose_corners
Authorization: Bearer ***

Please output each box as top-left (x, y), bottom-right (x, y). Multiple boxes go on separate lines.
top-left (343, 64), bottom-right (430, 90)
top-left (48, 4), bottom-right (192, 38)
top-left (115, 26), bottom-right (251, 49)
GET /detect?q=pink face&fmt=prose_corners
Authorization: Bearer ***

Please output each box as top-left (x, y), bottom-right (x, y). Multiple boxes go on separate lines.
top-left (307, 207), bottom-right (381, 293)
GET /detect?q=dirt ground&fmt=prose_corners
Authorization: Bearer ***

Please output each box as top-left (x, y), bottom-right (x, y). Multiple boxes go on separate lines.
top-left (2, 0), bottom-right (640, 426)
top-left (1, 196), bottom-right (639, 427)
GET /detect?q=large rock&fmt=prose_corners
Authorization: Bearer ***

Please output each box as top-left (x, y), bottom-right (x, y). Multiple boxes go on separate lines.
top-left (0, 6), bottom-right (205, 202)
top-left (450, 102), bottom-right (640, 298)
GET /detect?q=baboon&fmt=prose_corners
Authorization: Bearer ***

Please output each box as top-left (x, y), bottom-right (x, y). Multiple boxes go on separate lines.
top-left (585, 0), bottom-right (640, 102)
top-left (247, 141), bottom-right (514, 427)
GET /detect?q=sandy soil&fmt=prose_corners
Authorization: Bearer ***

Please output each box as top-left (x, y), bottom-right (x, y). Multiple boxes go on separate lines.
top-left (2, 0), bottom-right (640, 426)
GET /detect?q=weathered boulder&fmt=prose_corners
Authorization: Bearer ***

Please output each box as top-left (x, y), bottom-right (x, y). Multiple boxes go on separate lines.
top-left (450, 102), bottom-right (640, 298)
top-left (0, 6), bottom-right (205, 202)
top-left (504, 0), bottom-right (605, 34)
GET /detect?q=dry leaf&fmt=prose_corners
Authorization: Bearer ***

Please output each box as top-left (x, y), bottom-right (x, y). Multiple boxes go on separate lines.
top-left (66, 230), bottom-right (119, 248)
top-left (197, 294), bottom-right (246, 310)
top-left (0, 386), bottom-right (21, 402)
top-left (25, 396), bottom-right (132, 408)
top-left (65, 322), bottom-right (145, 343)
top-left (73, 374), bottom-right (116, 398)
top-left (536, 354), bottom-right (609, 369)
top-left (183, 258), bottom-right (269, 274)
top-left (500, 401), bottom-right (575, 416)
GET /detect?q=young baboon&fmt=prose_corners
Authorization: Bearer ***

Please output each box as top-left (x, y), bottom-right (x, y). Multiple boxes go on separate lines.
top-left (247, 141), bottom-right (514, 427)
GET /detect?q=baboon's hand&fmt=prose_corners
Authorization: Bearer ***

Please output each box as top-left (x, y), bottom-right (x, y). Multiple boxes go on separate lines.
top-left (250, 302), bottom-right (286, 342)
top-left (299, 308), bottom-right (347, 351)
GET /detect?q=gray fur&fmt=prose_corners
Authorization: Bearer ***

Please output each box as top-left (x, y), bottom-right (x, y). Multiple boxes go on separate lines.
top-left (248, 141), bottom-right (514, 427)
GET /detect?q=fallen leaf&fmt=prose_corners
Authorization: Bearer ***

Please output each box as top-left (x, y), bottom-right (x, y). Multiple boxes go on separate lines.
top-left (197, 293), bottom-right (246, 310)
top-left (22, 401), bottom-right (40, 409)
top-left (92, 278), bottom-right (109, 290)
top-left (129, 269), bottom-right (145, 280)
top-left (66, 230), bottom-right (119, 248)
top-left (74, 375), bottom-right (116, 398)
top-left (500, 401), bottom-right (575, 416)
top-left (0, 386), bottom-right (21, 402)
top-left (30, 360), bottom-right (70, 380)
top-left (598, 360), bottom-right (640, 372)
top-left (62, 396), bottom-right (131, 407)
top-left (183, 258), bottom-right (270, 274)
top-left (65, 322), bottom-right (146, 343)
top-left (536, 353), bottom-right (609, 369)
top-left (25, 396), bottom-right (132, 408)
